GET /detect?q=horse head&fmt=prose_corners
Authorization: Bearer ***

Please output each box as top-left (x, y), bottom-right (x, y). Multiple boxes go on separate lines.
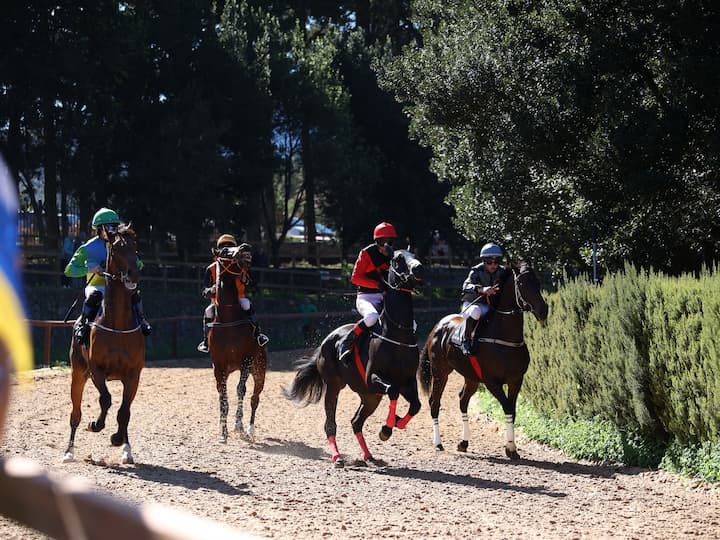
top-left (388, 249), bottom-right (424, 291)
top-left (105, 225), bottom-right (140, 291)
top-left (510, 261), bottom-right (548, 324)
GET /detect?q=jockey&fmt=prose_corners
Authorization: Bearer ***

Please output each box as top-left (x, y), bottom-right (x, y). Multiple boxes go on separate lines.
top-left (64, 207), bottom-right (152, 345)
top-left (460, 242), bottom-right (505, 355)
top-left (338, 221), bottom-right (397, 363)
top-left (196, 234), bottom-right (269, 353)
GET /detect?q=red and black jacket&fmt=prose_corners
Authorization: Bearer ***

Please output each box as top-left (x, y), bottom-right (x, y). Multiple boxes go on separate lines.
top-left (350, 243), bottom-right (391, 293)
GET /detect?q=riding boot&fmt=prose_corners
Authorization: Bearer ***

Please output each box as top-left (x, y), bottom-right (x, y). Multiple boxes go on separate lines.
top-left (75, 299), bottom-right (100, 346)
top-left (249, 312), bottom-right (269, 347)
top-left (130, 291), bottom-right (152, 336)
top-left (197, 317), bottom-right (211, 353)
top-left (461, 317), bottom-right (478, 356)
top-left (338, 321), bottom-right (367, 365)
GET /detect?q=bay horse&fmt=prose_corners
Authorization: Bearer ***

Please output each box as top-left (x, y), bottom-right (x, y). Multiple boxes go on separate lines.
top-left (286, 249), bottom-right (423, 467)
top-left (208, 248), bottom-right (267, 444)
top-left (419, 261), bottom-right (548, 460)
top-left (63, 225), bottom-right (144, 464)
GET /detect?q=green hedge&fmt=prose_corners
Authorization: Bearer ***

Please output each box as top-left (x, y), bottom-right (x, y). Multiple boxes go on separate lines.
top-left (521, 265), bottom-right (720, 472)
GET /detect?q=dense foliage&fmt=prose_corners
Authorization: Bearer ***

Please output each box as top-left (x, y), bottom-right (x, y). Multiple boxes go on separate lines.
top-left (520, 266), bottom-right (720, 477)
top-left (379, 0), bottom-right (720, 274)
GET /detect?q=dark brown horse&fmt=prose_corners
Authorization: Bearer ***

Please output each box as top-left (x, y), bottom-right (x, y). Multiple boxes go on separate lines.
top-left (419, 261), bottom-right (548, 459)
top-left (208, 249), bottom-right (267, 444)
top-left (286, 249), bottom-right (423, 467)
top-left (64, 225), bottom-right (144, 464)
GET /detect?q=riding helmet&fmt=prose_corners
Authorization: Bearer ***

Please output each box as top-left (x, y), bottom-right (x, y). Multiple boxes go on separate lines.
top-left (216, 234), bottom-right (237, 248)
top-left (92, 208), bottom-right (120, 227)
top-left (479, 242), bottom-right (504, 259)
top-left (373, 222), bottom-right (398, 240)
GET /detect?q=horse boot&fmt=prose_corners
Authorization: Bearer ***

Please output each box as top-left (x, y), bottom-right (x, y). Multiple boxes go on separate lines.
top-left (132, 293), bottom-right (152, 336)
top-left (75, 291), bottom-right (102, 346)
top-left (338, 321), bottom-right (367, 365)
top-left (461, 317), bottom-right (478, 356)
top-left (197, 316), bottom-right (212, 353)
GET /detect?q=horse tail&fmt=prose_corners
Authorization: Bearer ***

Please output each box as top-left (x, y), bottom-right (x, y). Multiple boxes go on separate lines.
top-left (284, 348), bottom-right (325, 405)
top-left (418, 335), bottom-right (433, 396)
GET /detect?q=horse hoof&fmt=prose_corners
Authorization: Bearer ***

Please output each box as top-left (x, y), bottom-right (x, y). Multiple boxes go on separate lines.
top-left (435, 444), bottom-right (445, 452)
top-left (219, 437), bottom-right (228, 444)
top-left (379, 425), bottom-right (393, 441)
top-left (62, 452), bottom-right (75, 463)
top-left (506, 448), bottom-right (521, 460)
top-left (457, 440), bottom-right (469, 452)
top-left (333, 458), bottom-right (345, 468)
top-left (87, 421), bottom-right (103, 433)
top-left (120, 444), bottom-right (134, 464)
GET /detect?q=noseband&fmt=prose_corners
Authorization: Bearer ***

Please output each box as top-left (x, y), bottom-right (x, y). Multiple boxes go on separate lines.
top-left (104, 232), bottom-right (137, 290)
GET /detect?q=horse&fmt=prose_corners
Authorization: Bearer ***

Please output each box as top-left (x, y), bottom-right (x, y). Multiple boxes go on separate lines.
top-left (286, 249), bottom-right (423, 467)
top-left (63, 225), bottom-right (144, 464)
top-left (419, 261), bottom-right (548, 460)
top-left (207, 248), bottom-right (267, 444)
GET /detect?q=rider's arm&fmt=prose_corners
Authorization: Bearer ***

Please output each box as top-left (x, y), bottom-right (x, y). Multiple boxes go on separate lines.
top-left (64, 245), bottom-right (89, 278)
top-left (461, 268), bottom-right (480, 296)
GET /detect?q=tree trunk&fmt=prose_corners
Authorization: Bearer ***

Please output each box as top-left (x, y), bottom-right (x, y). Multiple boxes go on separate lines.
top-left (301, 124), bottom-right (318, 266)
top-left (43, 99), bottom-right (59, 250)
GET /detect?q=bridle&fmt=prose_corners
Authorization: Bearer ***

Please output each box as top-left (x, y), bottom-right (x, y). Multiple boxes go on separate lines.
top-left (377, 250), bottom-right (421, 338)
top-left (495, 266), bottom-right (536, 317)
top-left (103, 230), bottom-right (137, 291)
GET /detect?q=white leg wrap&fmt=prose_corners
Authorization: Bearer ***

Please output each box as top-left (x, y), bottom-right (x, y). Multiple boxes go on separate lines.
top-left (432, 417), bottom-right (442, 447)
top-left (120, 443), bottom-right (134, 464)
top-left (461, 413), bottom-right (470, 441)
top-left (505, 414), bottom-right (516, 452)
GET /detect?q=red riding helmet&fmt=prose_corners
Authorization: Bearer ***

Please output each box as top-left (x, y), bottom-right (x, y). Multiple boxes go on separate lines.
top-left (373, 222), bottom-right (398, 240)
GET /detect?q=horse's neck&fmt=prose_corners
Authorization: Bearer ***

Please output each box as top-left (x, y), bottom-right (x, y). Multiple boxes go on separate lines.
top-left (485, 276), bottom-right (524, 341)
top-left (215, 275), bottom-right (243, 322)
top-left (381, 289), bottom-right (414, 337)
top-left (100, 281), bottom-right (135, 329)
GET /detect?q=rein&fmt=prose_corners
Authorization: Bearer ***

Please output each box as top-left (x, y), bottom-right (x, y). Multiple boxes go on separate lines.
top-left (370, 331), bottom-right (418, 348)
top-left (90, 322), bottom-right (141, 334)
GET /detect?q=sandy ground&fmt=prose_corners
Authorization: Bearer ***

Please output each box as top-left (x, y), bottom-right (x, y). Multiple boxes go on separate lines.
top-left (1, 349), bottom-right (719, 540)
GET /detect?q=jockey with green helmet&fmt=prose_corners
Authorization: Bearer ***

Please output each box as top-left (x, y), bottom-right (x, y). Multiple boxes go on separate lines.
top-left (64, 207), bottom-right (152, 345)
top-left (459, 242), bottom-right (505, 356)
top-left (337, 221), bottom-right (398, 362)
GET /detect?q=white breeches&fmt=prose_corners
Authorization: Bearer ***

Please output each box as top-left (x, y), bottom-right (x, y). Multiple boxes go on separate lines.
top-left (462, 301), bottom-right (489, 320)
top-left (85, 285), bottom-right (105, 300)
top-left (356, 292), bottom-right (383, 328)
top-left (205, 297), bottom-right (250, 318)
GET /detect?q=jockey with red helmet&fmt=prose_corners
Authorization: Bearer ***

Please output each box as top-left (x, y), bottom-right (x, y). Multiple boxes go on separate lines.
top-left (338, 221), bottom-right (398, 362)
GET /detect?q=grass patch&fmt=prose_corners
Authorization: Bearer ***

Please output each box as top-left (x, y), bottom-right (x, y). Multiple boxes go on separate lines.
top-left (661, 440), bottom-right (720, 482)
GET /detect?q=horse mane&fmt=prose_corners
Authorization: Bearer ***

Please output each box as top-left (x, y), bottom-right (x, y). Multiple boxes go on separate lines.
top-left (117, 223), bottom-right (136, 239)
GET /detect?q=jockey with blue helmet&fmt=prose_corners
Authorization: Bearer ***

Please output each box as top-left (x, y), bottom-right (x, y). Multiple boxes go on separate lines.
top-left (459, 242), bottom-right (505, 355)
top-left (64, 207), bottom-right (151, 345)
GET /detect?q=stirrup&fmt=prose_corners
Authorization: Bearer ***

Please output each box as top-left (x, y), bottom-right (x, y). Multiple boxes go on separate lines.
top-left (256, 333), bottom-right (269, 347)
top-left (197, 340), bottom-right (209, 353)
top-left (140, 319), bottom-right (152, 336)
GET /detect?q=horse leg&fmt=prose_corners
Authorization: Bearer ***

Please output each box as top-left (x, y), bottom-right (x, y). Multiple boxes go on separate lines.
top-left (246, 351), bottom-right (267, 442)
top-left (87, 367), bottom-right (111, 433)
top-left (350, 394), bottom-right (382, 462)
top-left (429, 369), bottom-right (450, 451)
top-left (111, 372), bottom-right (141, 464)
top-left (63, 366), bottom-right (88, 463)
top-left (323, 383), bottom-right (343, 466)
top-left (367, 373), bottom-right (400, 441)
top-left (214, 366), bottom-right (229, 444)
top-left (484, 379), bottom-right (521, 460)
top-left (456, 378), bottom-right (479, 452)
top-left (395, 377), bottom-right (422, 430)
top-left (234, 357), bottom-right (251, 437)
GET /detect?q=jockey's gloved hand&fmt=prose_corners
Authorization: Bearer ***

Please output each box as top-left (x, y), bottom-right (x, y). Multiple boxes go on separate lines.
top-left (383, 243), bottom-right (394, 257)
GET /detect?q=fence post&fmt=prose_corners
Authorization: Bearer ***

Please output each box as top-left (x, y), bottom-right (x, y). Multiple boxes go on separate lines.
top-left (43, 326), bottom-right (52, 368)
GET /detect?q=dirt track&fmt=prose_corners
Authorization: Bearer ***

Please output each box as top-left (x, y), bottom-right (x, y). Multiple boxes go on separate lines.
top-left (2, 350), bottom-right (719, 539)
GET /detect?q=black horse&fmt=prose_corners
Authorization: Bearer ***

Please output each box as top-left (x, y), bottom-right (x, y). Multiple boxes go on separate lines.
top-left (419, 261), bottom-right (548, 459)
top-left (286, 249), bottom-right (423, 466)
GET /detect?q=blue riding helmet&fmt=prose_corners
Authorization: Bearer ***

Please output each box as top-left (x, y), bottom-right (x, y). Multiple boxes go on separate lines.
top-left (479, 243), bottom-right (503, 259)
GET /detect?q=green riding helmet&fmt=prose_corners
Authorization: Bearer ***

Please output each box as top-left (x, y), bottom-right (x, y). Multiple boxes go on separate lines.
top-left (92, 207), bottom-right (120, 227)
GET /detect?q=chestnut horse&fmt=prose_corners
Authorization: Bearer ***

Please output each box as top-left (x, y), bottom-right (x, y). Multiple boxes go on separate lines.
top-left (286, 249), bottom-right (423, 467)
top-left (63, 225), bottom-right (144, 464)
top-left (419, 261), bottom-right (548, 459)
top-left (208, 250), bottom-right (267, 443)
